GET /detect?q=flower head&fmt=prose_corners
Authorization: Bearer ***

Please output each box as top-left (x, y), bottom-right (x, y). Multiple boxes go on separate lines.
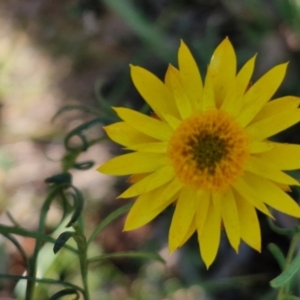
top-left (98, 38), bottom-right (300, 268)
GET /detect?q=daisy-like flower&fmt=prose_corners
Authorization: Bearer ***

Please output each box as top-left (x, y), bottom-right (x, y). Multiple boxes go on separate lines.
top-left (98, 38), bottom-right (300, 268)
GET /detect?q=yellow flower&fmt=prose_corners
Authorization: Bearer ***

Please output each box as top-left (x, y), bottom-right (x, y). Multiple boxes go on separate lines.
top-left (98, 38), bottom-right (300, 268)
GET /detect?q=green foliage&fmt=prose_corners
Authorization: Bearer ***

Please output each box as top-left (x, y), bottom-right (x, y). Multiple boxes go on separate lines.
top-left (0, 103), bottom-right (164, 300)
top-left (49, 288), bottom-right (80, 300)
top-left (271, 248), bottom-right (300, 288)
top-left (268, 219), bottom-right (300, 300)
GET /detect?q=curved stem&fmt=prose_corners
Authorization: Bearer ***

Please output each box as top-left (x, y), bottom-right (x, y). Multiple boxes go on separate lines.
top-left (73, 224), bottom-right (90, 300)
top-left (277, 233), bottom-right (300, 300)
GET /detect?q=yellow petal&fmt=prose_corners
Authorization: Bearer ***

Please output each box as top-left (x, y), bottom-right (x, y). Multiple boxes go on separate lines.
top-left (231, 176), bottom-right (272, 216)
top-left (219, 78), bottom-right (236, 115)
top-left (254, 142), bottom-right (300, 170)
top-left (234, 190), bottom-right (261, 252)
top-left (243, 173), bottom-right (300, 218)
top-left (164, 64), bottom-right (173, 91)
top-left (169, 187), bottom-right (197, 252)
top-left (148, 177), bottom-right (183, 212)
top-left (198, 199), bottom-right (221, 269)
top-left (237, 63), bottom-right (288, 127)
top-left (245, 156), bottom-right (299, 186)
top-left (221, 188), bottom-right (240, 252)
top-left (235, 54), bottom-right (256, 99)
top-left (130, 65), bottom-right (179, 119)
top-left (201, 68), bottom-right (215, 111)
top-left (128, 173), bottom-right (149, 184)
top-left (211, 192), bottom-right (222, 215)
top-left (119, 165), bottom-right (175, 198)
top-left (273, 182), bottom-right (291, 192)
top-left (178, 40), bottom-right (203, 110)
top-left (178, 218), bottom-right (196, 248)
top-left (208, 37), bottom-right (237, 107)
top-left (98, 152), bottom-right (168, 175)
top-left (167, 64), bottom-right (193, 119)
top-left (251, 96), bottom-right (300, 123)
top-left (221, 55), bottom-right (256, 116)
top-left (113, 107), bottom-right (173, 141)
top-left (124, 184), bottom-right (174, 231)
top-left (246, 109), bottom-right (300, 141)
top-left (127, 142), bottom-right (167, 153)
top-left (196, 190), bottom-right (211, 235)
top-left (161, 113), bottom-right (181, 130)
top-left (104, 122), bottom-right (157, 147)
top-left (250, 141), bottom-right (274, 154)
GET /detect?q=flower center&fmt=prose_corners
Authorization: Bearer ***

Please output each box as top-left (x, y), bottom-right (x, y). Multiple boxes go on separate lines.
top-left (167, 109), bottom-right (249, 191)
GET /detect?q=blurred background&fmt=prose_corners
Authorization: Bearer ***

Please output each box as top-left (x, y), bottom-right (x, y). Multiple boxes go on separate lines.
top-left (1, 0), bottom-right (300, 299)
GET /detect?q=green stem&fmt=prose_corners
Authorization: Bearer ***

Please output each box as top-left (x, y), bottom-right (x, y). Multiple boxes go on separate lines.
top-left (74, 246), bottom-right (90, 300)
top-left (73, 224), bottom-right (89, 300)
top-left (78, 245), bottom-right (89, 300)
top-left (25, 213), bottom-right (47, 298)
top-left (82, 258), bottom-right (89, 300)
top-left (25, 184), bottom-right (69, 300)
top-left (276, 233), bottom-right (300, 300)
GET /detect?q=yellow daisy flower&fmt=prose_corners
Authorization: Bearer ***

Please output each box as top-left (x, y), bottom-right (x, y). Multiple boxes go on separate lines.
top-left (98, 37), bottom-right (300, 268)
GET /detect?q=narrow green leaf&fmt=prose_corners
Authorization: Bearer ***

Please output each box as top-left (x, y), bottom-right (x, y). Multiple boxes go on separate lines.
top-left (62, 151), bottom-right (81, 172)
top-left (87, 203), bottom-right (133, 247)
top-left (268, 243), bottom-right (286, 269)
top-left (53, 231), bottom-right (75, 254)
top-left (94, 79), bottom-right (117, 117)
top-left (58, 190), bottom-right (72, 227)
top-left (73, 161), bottom-right (94, 170)
top-left (51, 105), bottom-right (100, 122)
top-left (45, 172), bottom-right (72, 185)
top-left (39, 183), bottom-right (70, 231)
top-left (87, 251), bottom-right (165, 264)
top-left (6, 211), bottom-right (22, 227)
top-left (49, 288), bottom-right (79, 300)
top-left (267, 217), bottom-right (297, 235)
top-left (2, 233), bottom-right (29, 268)
top-left (66, 186), bottom-right (84, 227)
top-left (0, 274), bottom-right (84, 293)
top-left (270, 250), bottom-right (300, 288)
top-left (0, 224), bottom-right (77, 253)
top-left (64, 118), bottom-right (111, 152)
